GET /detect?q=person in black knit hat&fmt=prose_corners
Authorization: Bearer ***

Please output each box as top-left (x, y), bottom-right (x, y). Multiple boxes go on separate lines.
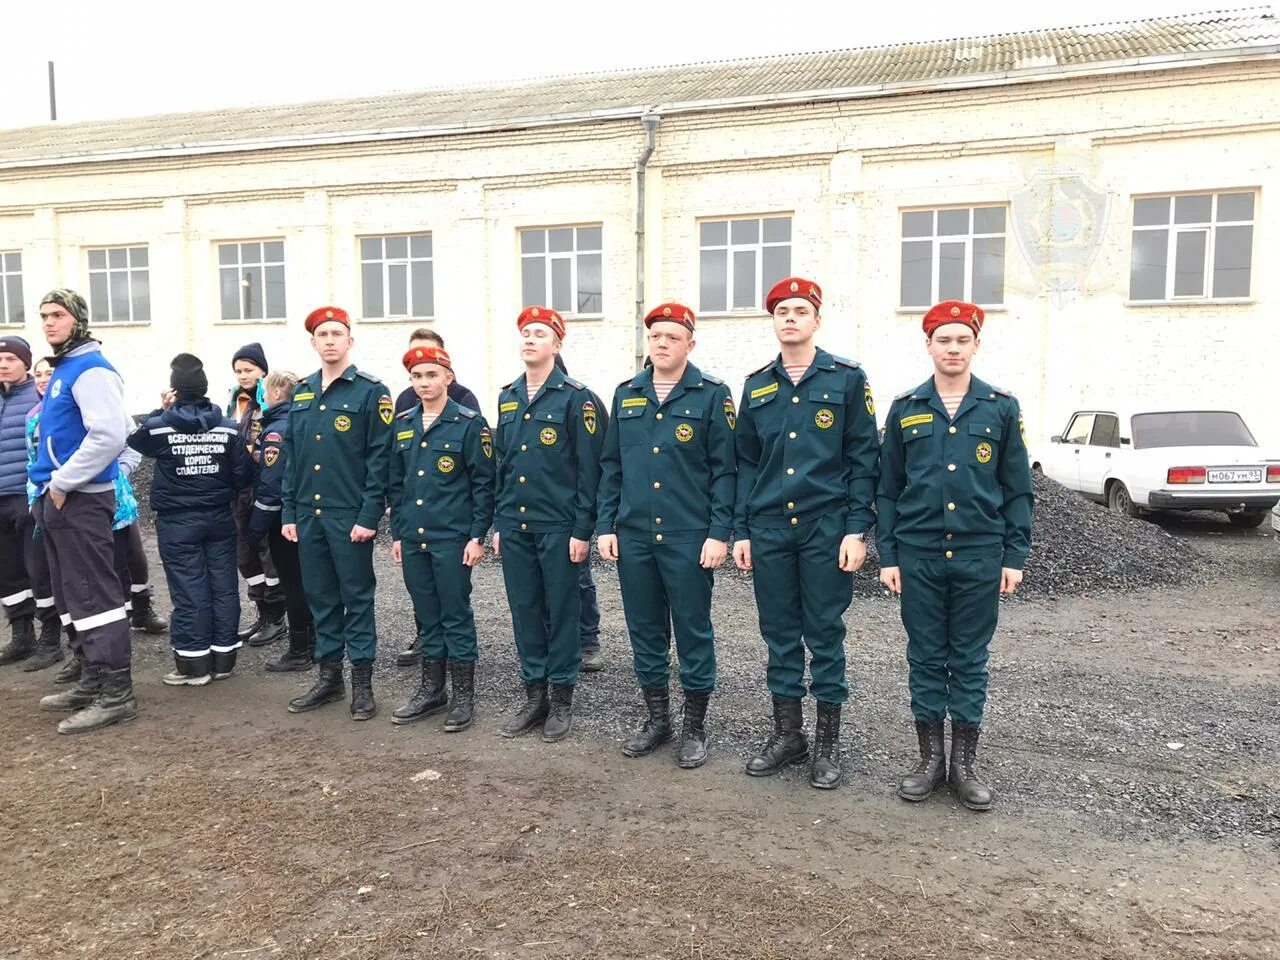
top-left (128, 354), bottom-right (253, 686)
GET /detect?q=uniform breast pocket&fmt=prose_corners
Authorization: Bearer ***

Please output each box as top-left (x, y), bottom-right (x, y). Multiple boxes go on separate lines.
top-left (668, 406), bottom-right (703, 448)
top-left (807, 389), bottom-right (844, 432)
top-left (617, 403), bottom-right (648, 444)
top-left (530, 408), bottom-right (566, 450)
top-left (902, 420), bottom-right (934, 465)
top-left (429, 438), bottom-right (464, 478)
top-left (968, 421), bottom-right (1002, 468)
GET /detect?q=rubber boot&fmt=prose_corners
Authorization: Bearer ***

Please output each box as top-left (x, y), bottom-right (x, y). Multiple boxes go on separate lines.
top-left (443, 661), bottom-right (476, 732)
top-left (0, 616), bottom-right (37, 666)
top-left (162, 652), bottom-right (212, 687)
top-left (58, 667), bottom-right (138, 734)
top-left (211, 649), bottom-right (238, 680)
top-left (129, 594), bottom-right (168, 634)
top-left (542, 683), bottom-right (574, 742)
top-left (265, 628), bottom-right (313, 673)
top-left (949, 721), bottom-right (994, 811)
top-left (809, 701), bottom-right (843, 790)
top-left (40, 662), bottom-right (102, 712)
top-left (745, 696), bottom-right (810, 777)
top-left (349, 662), bottom-right (376, 721)
top-left (53, 649), bottom-right (83, 685)
top-left (621, 685), bottom-right (673, 757)
top-left (247, 602), bottom-right (287, 647)
top-left (677, 691), bottom-right (710, 769)
top-left (898, 719), bottom-right (947, 802)
top-left (287, 661), bottom-right (345, 713)
top-left (237, 602), bottom-right (264, 644)
top-left (23, 619), bottom-right (65, 672)
top-left (500, 681), bottom-right (548, 738)
top-left (391, 658), bottom-right (447, 724)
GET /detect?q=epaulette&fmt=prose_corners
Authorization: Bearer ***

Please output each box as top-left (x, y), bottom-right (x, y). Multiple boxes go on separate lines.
top-left (747, 360), bottom-right (774, 377)
top-left (991, 386), bottom-right (1014, 398)
top-left (501, 381), bottom-right (515, 391)
top-left (395, 409), bottom-right (414, 420)
top-left (563, 376), bottom-right (586, 390)
top-left (702, 373), bottom-right (724, 386)
top-left (618, 375), bottom-right (636, 387)
top-left (356, 369), bottom-right (382, 384)
top-left (894, 389), bottom-right (915, 401)
top-left (832, 356), bottom-right (861, 370)
top-left (457, 407), bottom-right (477, 419)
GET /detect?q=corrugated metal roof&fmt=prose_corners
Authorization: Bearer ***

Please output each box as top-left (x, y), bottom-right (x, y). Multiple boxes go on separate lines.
top-left (1, 6), bottom-right (1276, 168)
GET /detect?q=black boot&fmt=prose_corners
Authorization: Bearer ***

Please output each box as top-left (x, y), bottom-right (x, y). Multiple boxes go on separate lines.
top-left (23, 619), bottom-right (65, 672)
top-left (745, 696), bottom-right (810, 777)
top-left (40, 662), bottom-right (102, 712)
top-left (443, 661), bottom-right (476, 732)
top-left (621, 685), bottom-right (673, 757)
top-left (53, 649), bottom-right (83, 684)
top-left (500, 682), bottom-right (549, 738)
top-left (949, 721), bottom-right (993, 811)
top-left (391, 658), bottom-right (448, 725)
top-left (58, 667), bottom-right (138, 734)
top-left (677, 691), bottom-right (710, 769)
top-left (211, 649), bottom-right (238, 680)
top-left (247, 602), bottom-right (287, 647)
top-left (129, 594), bottom-right (168, 634)
top-left (0, 616), bottom-right (36, 666)
top-left (287, 661), bottom-right (345, 713)
top-left (898, 719), bottom-right (946, 802)
top-left (542, 683), bottom-right (574, 742)
top-left (265, 628), bottom-right (313, 672)
top-left (350, 662), bottom-right (376, 721)
top-left (237, 603), bottom-right (265, 644)
top-left (396, 639), bottom-right (422, 667)
top-left (810, 701), bottom-right (842, 790)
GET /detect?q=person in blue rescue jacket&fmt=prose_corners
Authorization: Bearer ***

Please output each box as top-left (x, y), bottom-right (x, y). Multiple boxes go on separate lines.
top-left (128, 354), bottom-right (253, 686)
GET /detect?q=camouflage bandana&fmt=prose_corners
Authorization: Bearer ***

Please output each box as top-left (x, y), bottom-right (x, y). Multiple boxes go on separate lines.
top-left (40, 289), bottom-right (92, 357)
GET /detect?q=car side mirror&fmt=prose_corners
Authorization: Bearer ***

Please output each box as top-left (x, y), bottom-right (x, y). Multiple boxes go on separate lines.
top-left (1050, 434), bottom-right (1062, 443)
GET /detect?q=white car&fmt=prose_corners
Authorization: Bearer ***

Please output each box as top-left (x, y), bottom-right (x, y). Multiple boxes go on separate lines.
top-left (1031, 409), bottom-right (1280, 527)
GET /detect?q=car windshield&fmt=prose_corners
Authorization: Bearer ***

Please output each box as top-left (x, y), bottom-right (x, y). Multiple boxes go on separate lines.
top-left (1130, 411), bottom-right (1257, 449)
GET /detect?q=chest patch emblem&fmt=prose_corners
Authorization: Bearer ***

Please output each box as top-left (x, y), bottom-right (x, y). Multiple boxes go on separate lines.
top-left (334, 414), bottom-right (352, 432)
top-left (540, 426), bottom-right (558, 446)
top-left (437, 455), bottom-right (455, 473)
top-left (814, 408), bottom-right (835, 430)
top-left (976, 441), bottom-right (993, 464)
top-left (675, 422), bottom-right (694, 443)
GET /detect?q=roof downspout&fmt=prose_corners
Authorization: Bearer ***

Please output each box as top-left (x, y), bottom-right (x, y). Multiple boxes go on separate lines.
top-left (634, 111), bottom-right (660, 370)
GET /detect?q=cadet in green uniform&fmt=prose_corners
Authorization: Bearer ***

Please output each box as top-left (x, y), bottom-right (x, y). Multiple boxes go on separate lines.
top-left (492, 307), bottom-right (605, 742)
top-left (281, 306), bottom-right (393, 721)
top-left (876, 300), bottom-right (1033, 811)
top-left (596, 302), bottom-right (736, 769)
top-left (389, 344), bottom-right (494, 732)
top-left (733, 277), bottom-right (879, 790)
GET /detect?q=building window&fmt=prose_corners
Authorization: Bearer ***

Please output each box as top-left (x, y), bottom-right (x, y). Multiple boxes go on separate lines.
top-left (520, 226), bottom-right (602, 315)
top-left (87, 246), bottom-right (150, 324)
top-left (218, 241), bottom-right (286, 321)
top-left (900, 206), bottom-right (1006, 308)
top-left (0, 252), bottom-right (22, 326)
top-left (699, 216), bottom-right (792, 313)
top-left (1129, 192), bottom-right (1254, 301)
top-left (360, 234), bottom-right (434, 319)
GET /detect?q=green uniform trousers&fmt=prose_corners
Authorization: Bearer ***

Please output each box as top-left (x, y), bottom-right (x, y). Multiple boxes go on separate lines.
top-left (297, 514), bottom-right (378, 665)
top-left (617, 535), bottom-right (715, 693)
top-left (401, 541), bottom-right (477, 663)
top-left (750, 511), bottom-right (852, 704)
top-left (499, 530), bottom-right (581, 686)
top-left (899, 546), bottom-right (1002, 725)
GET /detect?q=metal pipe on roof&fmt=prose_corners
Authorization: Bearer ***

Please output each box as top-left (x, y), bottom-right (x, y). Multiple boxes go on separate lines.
top-left (634, 111), bottom-right (660, 370)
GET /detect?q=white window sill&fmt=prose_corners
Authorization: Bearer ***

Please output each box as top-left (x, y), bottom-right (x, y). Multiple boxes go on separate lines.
top-left (359, 316), bottom-right (436, 325)
top-left (564, 314), bottom-right (604, 322)
top-left (699, 310), bottom-right (770, 320)
top-left (895, 306), bottom-right (1007, 315)
top-left (213, 318), bottom-right (288, 326)
top-left (90, 321), bottom-right (153, 328)
top-left (1124, 299), bottom-right (1256, 308)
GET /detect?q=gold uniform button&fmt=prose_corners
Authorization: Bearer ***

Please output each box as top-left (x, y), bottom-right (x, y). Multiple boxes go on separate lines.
top-left (319, 404), bottom-right (326, 411)
top-left (314, 508), bottom-right (322, 516)
top-left (945, 533), bottom-right (953, 540)
top-left (421, 543), bottom-right (427, 550)
top-left (313, 464), bottom-right (321, 471)
top-left (945, 550), bottom-right (953, 559)
top-left (313, 494), bottom-right (321, 501)
top-left (520, 522), bottom-right (527, 530)
top-left (789, 432), bottom-right (797, 439)
top-left (653, 481), bottom-right (661, 489)
top-left (822, 393), bottom-right (829, 400)
top-left (948, 426), bottom-right (957, 434)
top-left (420, 442), bottom-right (427, 449)
top-left (519, 506), bottom-right (526, 513)
top-left (655, 534), bottom-right (663, 542)
top-left (315, 434), bottom-right (321, 440)
top-left (947, 502), bottom-right (956, 511)
top-left (653, 446), bottom-right (660, 454)
top-left (792, 397), bottom-right (800, 404)
top-left (786, 501), bottom-right (795, 509)
top-left (523, 413), bottom-right (531, 420)
top-left (654, 517), bottom-right (662, 525)
top-left (790, 517), bottom-right (798, 526)
top-left (416, 499), bottom-right (423, 506)
top-left (656, 413), bottom-right (664, 421)
top-left (786, 468), bottom-right (795, 476)
top-left (417, 470), bottom-right (425, 476)
top-left (418, 527), bottom-right (425, 534)
top-left (948, 464), bottom-right (957, 471)
top-left (518, 476), bottom-right (526, 483)
top-left (986, 427), bottom-right (992, 433)
top-left (520, 444), bottom-right (528, 452)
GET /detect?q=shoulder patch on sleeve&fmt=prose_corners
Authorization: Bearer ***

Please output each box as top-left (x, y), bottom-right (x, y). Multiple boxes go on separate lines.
top-left (356, 369), bottom-right (383, 384)
top-left (263, 431), bottom-right (284, 443)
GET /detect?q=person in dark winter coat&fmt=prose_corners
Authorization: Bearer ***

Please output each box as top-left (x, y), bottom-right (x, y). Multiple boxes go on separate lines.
top-left (128, 354), bottom-right (253, 685)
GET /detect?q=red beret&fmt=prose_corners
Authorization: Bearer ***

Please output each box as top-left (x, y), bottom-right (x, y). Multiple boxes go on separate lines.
top-left (644, 302), bottom-right (695, 332)
top-left (922, 300), bottom-right (985, 337)
top-left (765, 277), bottom-right (822, 314)
top-left (304, 306), bottom-right (350, 333)
top-left (402, 345), bottom-right (452, 372)
top-left (517, 305), bottom-right (566, 339)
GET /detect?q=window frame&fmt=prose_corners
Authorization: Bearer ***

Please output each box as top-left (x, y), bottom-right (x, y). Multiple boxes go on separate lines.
top-left (216, 239), bottom-right (288, 323)
top-left (86, 245), bottom-right (151, 325)
top-left (1062, 413), bottom-right (1095, 446)
top-left (0, 251), bottom-right (23, 326)
top-left (518, 225), bottom-right (604, 319)
top-left (358, 233), bottom-right (435, 321)
top-left (1088, 413), bottom-right (1122, 449)
top-left (697, 214), bottom-right (793, 315)
top-left (898, 204), bottom-right (1008, 310)
top-left (1128, 190), bottom-right (1256, 304)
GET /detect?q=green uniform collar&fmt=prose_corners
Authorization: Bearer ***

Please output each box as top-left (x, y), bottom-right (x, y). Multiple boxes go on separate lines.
top-left (510, 364), bottom-right (567, 408)
top-left (763, 347), bottom-right (837, 388)
top-left (627, 362), bottom-right (704, 407)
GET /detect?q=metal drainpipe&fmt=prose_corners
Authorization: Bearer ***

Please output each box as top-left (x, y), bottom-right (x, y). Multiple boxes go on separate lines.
top-left (634, 112), bottom-right (660, 370)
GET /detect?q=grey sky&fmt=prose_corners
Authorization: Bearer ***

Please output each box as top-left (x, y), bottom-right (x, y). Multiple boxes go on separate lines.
top-left (1, 0), bottom-right (1238, 129)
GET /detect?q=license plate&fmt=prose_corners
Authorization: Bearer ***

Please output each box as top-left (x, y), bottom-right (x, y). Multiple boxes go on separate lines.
top-left (1207, 468), bottom-right (1262, 484)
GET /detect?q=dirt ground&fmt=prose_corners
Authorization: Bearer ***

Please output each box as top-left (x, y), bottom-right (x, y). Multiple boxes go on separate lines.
top-left (1, 513), bottom-right (1277, 960)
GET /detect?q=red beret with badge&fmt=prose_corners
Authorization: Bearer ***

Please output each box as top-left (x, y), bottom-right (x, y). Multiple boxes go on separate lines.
top-left (304, 305), bottom-right (351, 333)
top-left (765, 277), bottom-right (823, 314)
top-left (922, 300), bottom-right (985, 337)
top-left (517, 305), bottom-right (566, 339)
top-left (644, 302), bottom-right (696, 332)
top-left (402, 345), bottom-right (452, 372)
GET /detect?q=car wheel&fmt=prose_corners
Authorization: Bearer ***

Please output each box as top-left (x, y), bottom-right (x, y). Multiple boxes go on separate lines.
top-left (1227, 510), bottom-right (1266, 528)
top-left (1107, 482), bottom-right (1141, 519)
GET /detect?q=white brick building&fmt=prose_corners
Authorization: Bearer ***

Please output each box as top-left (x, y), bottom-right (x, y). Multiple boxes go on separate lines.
top-left (0, 8), bottom-right (1277, 442)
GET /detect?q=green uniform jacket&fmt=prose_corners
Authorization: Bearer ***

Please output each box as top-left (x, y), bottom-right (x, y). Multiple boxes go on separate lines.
top-left (281, 364), bottom-right (393, 529)
top-left (596, 363), bottom-right (737, 545)
top-left (734, 348), bottom-right (879, 540)
top-left (875, 374), bottom-right (1033, 569)
top-left (493, 366), bottom-right (605, 540)
top-left (388, 398), bottom-right (496, 551)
